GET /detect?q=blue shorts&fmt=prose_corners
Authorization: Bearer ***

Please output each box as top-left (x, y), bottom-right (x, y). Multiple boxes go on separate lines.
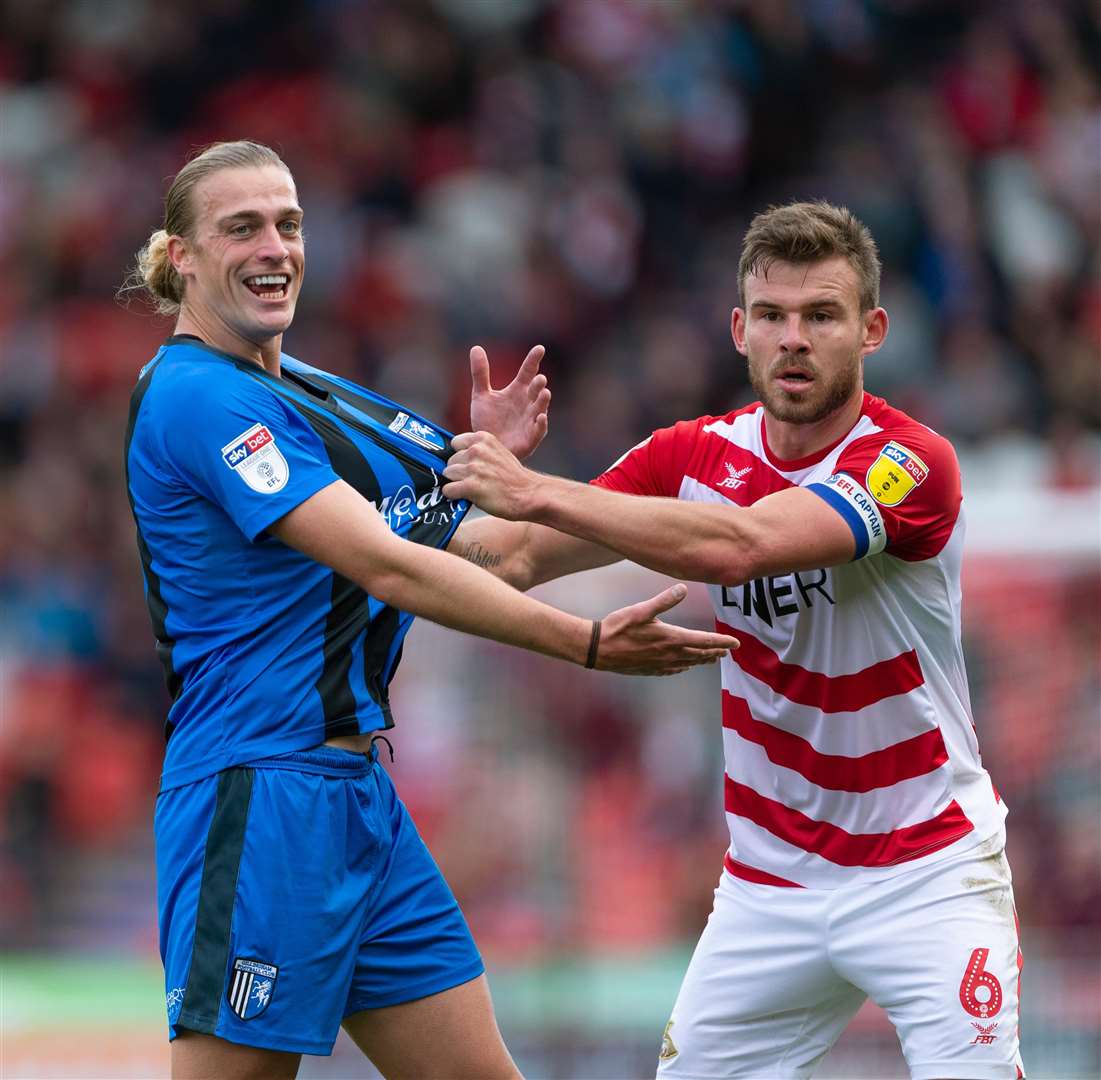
top-left (155, 745), bottom-right (484, 1055)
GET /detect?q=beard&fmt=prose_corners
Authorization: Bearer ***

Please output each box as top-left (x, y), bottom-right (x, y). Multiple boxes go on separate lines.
top-left (747, 350), bottom-right (863, 425)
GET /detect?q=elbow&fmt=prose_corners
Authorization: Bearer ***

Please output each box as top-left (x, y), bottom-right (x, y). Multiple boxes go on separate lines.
top-left (676, 532), bottom-right (768, 586)
top-left (673, 547), bottom-right (754, 587)
top-left (355, 564), bottom-right (406, 608)
top-left (509, 563), bottom-right (538, 592)
top-left (346, 536), bottom-right (420, 608)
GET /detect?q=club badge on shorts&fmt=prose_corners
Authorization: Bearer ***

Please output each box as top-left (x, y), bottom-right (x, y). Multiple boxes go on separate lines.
top-left (221, 423), bottom-right (289, 493)
top-left (866, 441), bottom-right (928, 506)
top-left (228, 957), bottom-right (278, 1020)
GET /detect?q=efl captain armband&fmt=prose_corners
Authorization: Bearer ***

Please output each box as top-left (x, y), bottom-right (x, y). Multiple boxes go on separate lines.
top-left (807, 474), bottom-right (887, 560)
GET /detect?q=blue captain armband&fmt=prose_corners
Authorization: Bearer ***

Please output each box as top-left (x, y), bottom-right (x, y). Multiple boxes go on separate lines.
top-left (807, 474), bottom-right (887, 560)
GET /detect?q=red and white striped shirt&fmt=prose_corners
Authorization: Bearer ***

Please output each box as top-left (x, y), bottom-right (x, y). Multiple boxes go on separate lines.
top-left (594, 392), bottom-right (1005, 889)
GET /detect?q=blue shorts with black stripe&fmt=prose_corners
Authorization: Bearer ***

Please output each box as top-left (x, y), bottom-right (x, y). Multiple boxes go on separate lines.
top-left (155, 745), bottom-right (484, 1055)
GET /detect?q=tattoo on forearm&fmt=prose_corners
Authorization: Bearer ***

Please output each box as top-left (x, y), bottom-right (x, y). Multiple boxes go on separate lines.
top-left (460, 541), bottom-right (503, 570)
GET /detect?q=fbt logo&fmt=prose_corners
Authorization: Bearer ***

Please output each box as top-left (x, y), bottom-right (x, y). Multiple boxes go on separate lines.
top-left (716, 463), bottom-right (753, 490)
top-left (222, 425), bottom-right (273, 467)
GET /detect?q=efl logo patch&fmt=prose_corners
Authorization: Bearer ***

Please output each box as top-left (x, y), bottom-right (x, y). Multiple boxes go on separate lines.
top-left (228, 958), bottom-right (278, 1020)
top-left (388, 411), bottom-right (446, 453)
top-left (866, 441), bottom-right (928, 507)
top-left (221, 423), bottom-right (289, 493)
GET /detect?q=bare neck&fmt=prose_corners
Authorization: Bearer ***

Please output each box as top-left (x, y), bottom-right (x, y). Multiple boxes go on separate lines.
top-left (762, 389), bottom-right (866, 463)
top-left (174, 309), bottom-right (282, 377)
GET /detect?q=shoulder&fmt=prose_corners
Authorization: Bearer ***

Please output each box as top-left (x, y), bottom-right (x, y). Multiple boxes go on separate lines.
top-left (832, 396), bottom-right (962, 560)
top-left (134, 344), bottom-right (326, 477)
top-left (841, 395), bottom-right (960, 492)
top-left (146, 343), bottom-right (289, 421)
top-left (863, 395), bottom-right (958, 465)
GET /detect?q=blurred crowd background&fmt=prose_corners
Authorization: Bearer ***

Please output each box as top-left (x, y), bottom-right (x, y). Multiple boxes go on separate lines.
top-left (1, 0), bottom-right (1098, 1076)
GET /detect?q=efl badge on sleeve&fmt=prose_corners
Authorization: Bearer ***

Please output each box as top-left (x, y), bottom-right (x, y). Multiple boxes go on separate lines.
top-left (866, 441), bottom-right (928, 506)
top-left (221, 423), bottom-right (289, 493)
top-left (228, 957), bottom-right (278, 1020)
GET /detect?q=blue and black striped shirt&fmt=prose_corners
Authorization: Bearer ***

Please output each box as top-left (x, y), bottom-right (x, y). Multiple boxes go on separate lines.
top-left (126, 337), bottom-right (469, 789)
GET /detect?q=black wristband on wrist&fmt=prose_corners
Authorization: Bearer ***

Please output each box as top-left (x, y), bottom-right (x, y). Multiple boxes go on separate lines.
top-left (584, 619), bottom-right (602, 669)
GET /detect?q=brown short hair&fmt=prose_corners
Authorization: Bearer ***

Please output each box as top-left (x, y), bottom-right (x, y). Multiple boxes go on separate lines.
top-left (738, 200), bottom-right (881, 312)
top-left (121, 140), bottom-right (290, 315)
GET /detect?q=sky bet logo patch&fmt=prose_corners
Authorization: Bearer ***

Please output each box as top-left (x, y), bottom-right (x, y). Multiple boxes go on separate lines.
top-left (866, 441), bottom-right (928, 507)
top-left (221, 422), bottom-right (289, 494)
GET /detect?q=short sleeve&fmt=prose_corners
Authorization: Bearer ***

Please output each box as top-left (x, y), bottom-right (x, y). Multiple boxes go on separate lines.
top-left (155, 365), bottom-right (340, 541)
top-left (591, 418), bottom-right (708, 497)
top-left (807, 428), bottom-right (962, 562)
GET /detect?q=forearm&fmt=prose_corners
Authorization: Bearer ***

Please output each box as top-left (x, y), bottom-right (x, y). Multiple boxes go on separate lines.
top-left (447, 517), bottom-right (534, 589)
top-left (273, 482), bottom-right (591, 664)
top-left (524, 475), bottom-right (759, 584)
top-left (443, 433), bottom-right (856, 584)
top-left (368, 533), bottom-right (592, 663)
top-left (449, 515), bottom-right (622, 591)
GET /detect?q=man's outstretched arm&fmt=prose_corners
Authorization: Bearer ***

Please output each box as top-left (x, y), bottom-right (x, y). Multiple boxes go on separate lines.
top-left (443, 432), bottom-right (855, 586)
top-left (447, 515), bottom-right (623, 592)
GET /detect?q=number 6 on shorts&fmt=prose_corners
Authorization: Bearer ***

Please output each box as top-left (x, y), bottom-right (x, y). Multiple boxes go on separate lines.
top-left (959, 947), bottom-right (1003, 1019)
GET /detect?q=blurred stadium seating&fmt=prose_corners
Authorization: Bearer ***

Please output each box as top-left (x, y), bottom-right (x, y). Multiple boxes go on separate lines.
top-left (1, 1), bottom-right (1098, 1076)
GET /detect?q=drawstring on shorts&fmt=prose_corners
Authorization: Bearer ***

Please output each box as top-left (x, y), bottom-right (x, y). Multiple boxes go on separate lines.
top-left (370, 734), bottom-right (395, 763)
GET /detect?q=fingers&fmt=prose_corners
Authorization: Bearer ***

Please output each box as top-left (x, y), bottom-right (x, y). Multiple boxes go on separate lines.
top-left (628, 582), bottom-right (688, 623)
top-left (450, 431), bottom-right (493, 452)
top-left (592, 617), bottom-right (738, 676)
top-left (516, 344), bottom-right (545, 382)
top-left (469, 346), bottom-right (492, 394)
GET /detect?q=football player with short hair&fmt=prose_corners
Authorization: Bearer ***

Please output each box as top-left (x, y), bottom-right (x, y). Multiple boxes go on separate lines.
top-left (445, 200), bottom-right (1025, 1080)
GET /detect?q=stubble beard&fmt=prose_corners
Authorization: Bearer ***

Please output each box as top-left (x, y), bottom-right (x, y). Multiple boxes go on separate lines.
top-left (748, 349), bottom-right (863, 425)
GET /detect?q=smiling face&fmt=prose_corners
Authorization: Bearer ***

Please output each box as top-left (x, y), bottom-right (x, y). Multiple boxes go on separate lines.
top-left (732, 256), bottom-right (888, 428)
top-left (168, 164), bottom-right (304, 360)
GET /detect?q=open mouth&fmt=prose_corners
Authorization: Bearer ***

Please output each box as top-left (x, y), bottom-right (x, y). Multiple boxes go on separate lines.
top-left (775, 366), bottom-right (816, 389)
top-left (243, 274), bottom-right (289, 300)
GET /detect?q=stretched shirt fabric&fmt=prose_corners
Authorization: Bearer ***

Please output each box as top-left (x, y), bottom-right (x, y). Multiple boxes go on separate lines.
top-left (126, 337), bottom-right (469, 791)
top-left (594, 393), bottom-right (1005, 889)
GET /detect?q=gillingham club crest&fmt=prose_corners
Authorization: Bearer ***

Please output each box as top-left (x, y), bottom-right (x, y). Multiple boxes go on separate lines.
top-left (388, 411), bottom-right (447, 453)
top-left (228, 957), bottom-right (278, 1020)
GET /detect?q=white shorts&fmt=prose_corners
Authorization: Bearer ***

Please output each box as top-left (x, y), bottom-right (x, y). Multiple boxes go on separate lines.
top-left (657, 834), bottom-right (1024, 1079)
